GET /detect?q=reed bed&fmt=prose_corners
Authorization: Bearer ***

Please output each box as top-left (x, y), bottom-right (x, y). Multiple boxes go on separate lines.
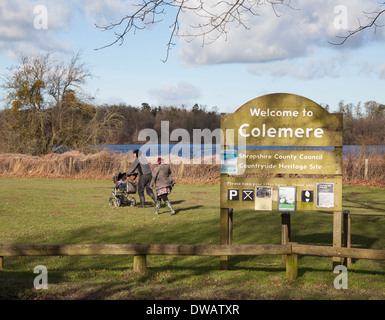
top-left (342, 148), bottom-right (385, 187)
top-left (0, 151), bottom-right (124, 180)
top-left (0, 151), bottom-right (221, 183)
top-left (0, 149), bottom-right (384, 186)
top-left (343, 149), bottom-right (385, 180)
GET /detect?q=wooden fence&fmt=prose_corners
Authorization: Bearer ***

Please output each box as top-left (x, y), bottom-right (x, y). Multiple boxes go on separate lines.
top-left (0, 243), bottom-right (384, 280)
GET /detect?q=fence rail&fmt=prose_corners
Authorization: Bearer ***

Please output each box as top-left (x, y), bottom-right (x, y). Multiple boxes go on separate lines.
top-left (291, 244), bottom-right (385, 260)
top-left (0, 243), bottom-right (384, 279)
top-left (0, 244), bottom-right (291, 257)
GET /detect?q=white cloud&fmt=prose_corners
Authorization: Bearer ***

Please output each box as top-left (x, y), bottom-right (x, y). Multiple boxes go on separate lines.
top-left (74, 0), bottom-right (133, 25)
top-left (148, 81), bottom-right (202, 106)
top-left (380, 63), bottom-right (385, 79)
top-left (177, 0), bottom-right (385, 66)
top-left (0, 0), bottom-right (138, 58)
top-left (1, 0), bottom-right (384, 80)
top-left (248, 52), bottom-right (348, 79)
top-left (0, 0), bottom-right (72, 56)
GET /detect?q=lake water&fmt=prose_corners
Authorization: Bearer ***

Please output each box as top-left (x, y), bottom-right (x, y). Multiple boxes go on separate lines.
top-left (100, 144), bottom-right (385, 158)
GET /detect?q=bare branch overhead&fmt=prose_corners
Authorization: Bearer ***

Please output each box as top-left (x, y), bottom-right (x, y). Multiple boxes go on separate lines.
top-left (95, 0), bottom-right (296, 61)
top-left (329, 3), bottom-right (385, 45)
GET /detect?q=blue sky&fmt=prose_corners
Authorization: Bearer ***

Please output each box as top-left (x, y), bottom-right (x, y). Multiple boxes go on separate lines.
top-left (0, 0), bottom-right (384, 114)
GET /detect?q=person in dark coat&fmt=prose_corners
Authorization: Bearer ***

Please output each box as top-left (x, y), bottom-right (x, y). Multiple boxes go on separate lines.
top-left (127, 149), bottom-right (156, 208)
top-left (150, 157), bottom-right (175, 215)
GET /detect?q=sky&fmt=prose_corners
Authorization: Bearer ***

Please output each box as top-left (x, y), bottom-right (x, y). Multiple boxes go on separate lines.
top-left (0, 0), bottom-right (384, 114)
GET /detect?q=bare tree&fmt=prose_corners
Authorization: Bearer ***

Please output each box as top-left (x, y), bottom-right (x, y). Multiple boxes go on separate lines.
top-left (95, 0), bottom-right (295, 61)
top-left (0, 52), bottom-right (123, 155)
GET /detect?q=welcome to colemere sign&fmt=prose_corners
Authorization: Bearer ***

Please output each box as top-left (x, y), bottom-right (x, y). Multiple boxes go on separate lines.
top-left (220, 93), bottom-right (343, 212)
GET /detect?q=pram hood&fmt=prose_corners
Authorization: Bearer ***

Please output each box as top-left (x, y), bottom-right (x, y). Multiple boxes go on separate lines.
top-left (113, 172), bottom-right (126, 184)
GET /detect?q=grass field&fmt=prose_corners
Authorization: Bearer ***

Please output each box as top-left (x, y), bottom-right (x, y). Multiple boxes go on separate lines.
top-left (0, 177), bottom-right (384, 300)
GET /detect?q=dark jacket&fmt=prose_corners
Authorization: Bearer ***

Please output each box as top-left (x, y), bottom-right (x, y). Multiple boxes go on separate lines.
top-left (150, 163), bottom-right (175, 190)
top-left (127, 156), bottom-right (152, 176)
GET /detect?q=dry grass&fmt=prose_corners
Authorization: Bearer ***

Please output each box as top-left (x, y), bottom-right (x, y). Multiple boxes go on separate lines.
top-left (0, 150), bottom-right (124, 180)
top-left (343, 149), bottom-right (385, 181)
top-left (0, 149), bottom-right (384, 186)
top-left (0, 151), bottom-right (220, 183)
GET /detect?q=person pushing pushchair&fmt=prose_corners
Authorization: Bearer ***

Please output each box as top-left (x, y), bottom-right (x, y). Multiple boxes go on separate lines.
top-left (127, 149), bottom-right (156, 208)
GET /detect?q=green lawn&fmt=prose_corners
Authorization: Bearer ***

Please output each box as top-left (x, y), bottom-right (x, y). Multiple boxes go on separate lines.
top-left (0, 177), bottom-right (384, 300)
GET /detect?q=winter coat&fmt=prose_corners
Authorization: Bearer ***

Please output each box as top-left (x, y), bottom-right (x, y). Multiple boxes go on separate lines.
top-left (127, 156), bottom-right (152, 176)
top-left (150, 163), bottom-right (175, 190)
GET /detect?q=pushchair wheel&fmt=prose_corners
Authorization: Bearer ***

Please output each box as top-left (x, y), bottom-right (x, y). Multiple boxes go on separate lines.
top-left (108, 196), bottom-right (114, 206)
top-left (129, 198), bottom-right (136, 207)
top-left (114, 197), bottom-right (122, 207)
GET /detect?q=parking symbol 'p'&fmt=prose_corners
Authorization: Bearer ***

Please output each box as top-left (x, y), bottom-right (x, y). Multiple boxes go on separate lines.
top-left (228, 189), bottom-right (240, 201)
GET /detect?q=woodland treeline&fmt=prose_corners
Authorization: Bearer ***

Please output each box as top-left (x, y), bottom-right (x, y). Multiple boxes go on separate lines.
top-left (2, 99), bottom-right (385, 155)
top-left (101, 102), bottom-right (220, 145)
top-left (336, 100), bottom-right (385, 145)
top-left (0, 52), bottom-right (384, 156)
top-left (0, 52), bottom-right (221, 155)
top-left (84, 100), bottom-right (385, 146)
top-left (0, 102), bottom-right (220, 154)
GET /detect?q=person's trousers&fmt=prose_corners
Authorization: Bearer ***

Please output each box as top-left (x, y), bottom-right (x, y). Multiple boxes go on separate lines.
top-left (137, 173), bottom-right (156, 206)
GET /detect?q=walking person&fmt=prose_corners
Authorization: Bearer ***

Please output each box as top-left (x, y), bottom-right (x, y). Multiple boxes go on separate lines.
top-left (127, 149), bottom-right (156, 208)
top-left (151, 157), bottom-right (176, 215)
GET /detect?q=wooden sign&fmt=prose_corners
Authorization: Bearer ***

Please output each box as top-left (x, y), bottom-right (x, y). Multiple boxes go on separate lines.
top-left (219, 93), bottom-right (344, 269)
top-left (220, 93), bottom-right (343, 212)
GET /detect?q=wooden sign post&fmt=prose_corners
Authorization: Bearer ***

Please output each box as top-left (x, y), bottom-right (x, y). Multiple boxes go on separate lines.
top-left (220, 93), bottom-right (343, 270)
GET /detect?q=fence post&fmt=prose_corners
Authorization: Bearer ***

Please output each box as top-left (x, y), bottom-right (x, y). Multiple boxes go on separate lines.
top-left (333, 211), bottom-right (342, 268)
top-left (286, 250), bottom-right (298, 280)
top-left (343, 210), bottom-right (351, 268)
top-left (228, 208), bottom-right (233, 246)
top-left (281, 211), bottom-right (291, 264)
top-left (16, 157), bottom-right (21, 171)
top-left (133, 255), bottom-right (147, 273)
top-left (220, 208), bottom-right (233, 270)
top-left (179, 161), bottom-right (185, 179)
top-left (69, 157), bottom-right (73, 175)
top-left (364, 159), bottom-right (369, 180)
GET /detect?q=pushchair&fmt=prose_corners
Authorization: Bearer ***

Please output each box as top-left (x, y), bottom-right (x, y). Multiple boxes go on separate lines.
top-left (109, 172), bottom-right (138, 207)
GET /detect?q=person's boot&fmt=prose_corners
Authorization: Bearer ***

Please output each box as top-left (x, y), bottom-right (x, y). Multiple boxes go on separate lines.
top-left (152, 201), bottom-right (161, 214)
top-left (138, 194), bottom-right (146, 208)
top-left (165, 200), bottom-right (176, 215)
